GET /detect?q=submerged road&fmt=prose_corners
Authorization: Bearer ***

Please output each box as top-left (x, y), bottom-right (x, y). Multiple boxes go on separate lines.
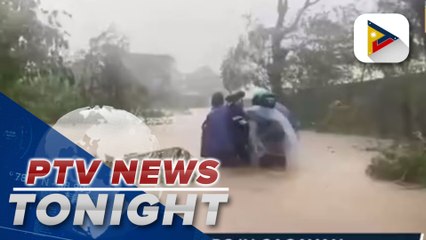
top-left (151, 108), bottom-right (426, 233)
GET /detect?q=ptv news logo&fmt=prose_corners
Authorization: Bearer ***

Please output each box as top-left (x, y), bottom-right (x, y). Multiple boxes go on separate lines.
top-left (354, 13), bottom-right (409, 63)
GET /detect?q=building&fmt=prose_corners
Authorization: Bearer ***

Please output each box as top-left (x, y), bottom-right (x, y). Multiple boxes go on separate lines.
top-left (122, 53), bottom-right (178, 93)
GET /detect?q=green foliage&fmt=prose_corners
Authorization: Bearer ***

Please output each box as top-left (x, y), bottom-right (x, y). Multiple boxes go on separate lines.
top-left (367, 132), bottom-right (426, 186)
top-left (284, 5), bottom-right (361, 88)
top-left (367, 0), bottom-right (425, 78)
top-left (73, 26), bottom-right (149, 111)
top-left (220, 2), bottom-right (362, 91)
top-left (0, 1), bottom-right (153, 121)
top-left (0, 0), bottom-right (82, 122)
top-left (221, 0), bottom-right (425, 92)
top-left (8, 75), bottom-right (86, 123)
top-left (221, 34), bottom-right (269, 92)
top-left (220, 17), bottom-right (271, 92)
top-left (0, 0), bottom-right (71, 92)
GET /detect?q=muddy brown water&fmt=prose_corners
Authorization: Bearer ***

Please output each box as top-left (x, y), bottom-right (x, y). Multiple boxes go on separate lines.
top-left (54, 108), bottom-right (426, 233)
top-left (150, 108), bottom-right (426, 233)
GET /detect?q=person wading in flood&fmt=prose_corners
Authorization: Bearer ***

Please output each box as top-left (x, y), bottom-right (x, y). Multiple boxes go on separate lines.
top-left (246, 91), bottom-right (298, 169)
top-left (201, 92), bottom-right (241, 166)
top-left (225, 91), bottom-right (250, 164)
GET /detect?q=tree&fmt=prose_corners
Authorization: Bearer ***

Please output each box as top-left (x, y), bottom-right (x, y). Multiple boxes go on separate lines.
top-left (222, 0), bottom-right (321, 97)
top-left (375, 0), bottom-right (425, 77)
top-left (0, 0), bottom-right (85, 123)
top-left (74, 26), bottom-right (148, 110)
top-left (282, 4), bottom-right (361, 88)
top-left (0, 0), bottom-right (71, 94)
top-left (267, 0), bottom-right (321, 99)
top-left (221, 34), bottom-right (269, 92)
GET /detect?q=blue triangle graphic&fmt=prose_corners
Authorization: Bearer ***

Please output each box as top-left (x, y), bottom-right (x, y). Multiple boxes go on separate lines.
top-left (0, 92), bottom-right (210, 240)
top-left (368, 20), bottom-right (399, 44)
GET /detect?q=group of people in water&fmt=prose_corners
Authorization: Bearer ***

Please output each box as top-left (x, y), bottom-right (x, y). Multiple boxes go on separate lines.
top-left (201, 90), bottom-right (299, 169)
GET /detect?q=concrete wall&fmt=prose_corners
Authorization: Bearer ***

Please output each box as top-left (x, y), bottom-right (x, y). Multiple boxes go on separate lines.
top-left (288, 73), bottom-right (426, 137)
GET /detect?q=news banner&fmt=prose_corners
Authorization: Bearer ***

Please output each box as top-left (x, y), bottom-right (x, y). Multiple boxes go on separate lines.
top-left (0, 93), bottom-right (423, 240)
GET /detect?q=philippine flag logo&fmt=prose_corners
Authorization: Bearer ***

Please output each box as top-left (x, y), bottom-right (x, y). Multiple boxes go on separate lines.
top-left (367, 20), bottom-right (398, 56)
top-left (354, 14), bottom-right (409, 63)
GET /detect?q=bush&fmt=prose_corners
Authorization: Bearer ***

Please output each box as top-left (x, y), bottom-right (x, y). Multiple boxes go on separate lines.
top-left (367, 132), bottom-right (426, 186)
top-left (8, 76), bottom-right (87, 124)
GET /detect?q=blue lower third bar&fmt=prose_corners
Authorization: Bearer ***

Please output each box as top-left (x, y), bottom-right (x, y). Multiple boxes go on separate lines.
top-left (207, 234), bottom-right (423, 240)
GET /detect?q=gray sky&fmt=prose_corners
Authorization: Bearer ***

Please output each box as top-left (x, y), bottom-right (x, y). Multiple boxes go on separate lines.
top-left (42, 0), bottom-right (374, 73)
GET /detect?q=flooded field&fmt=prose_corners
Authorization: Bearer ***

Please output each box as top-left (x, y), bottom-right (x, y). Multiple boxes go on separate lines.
top-left (151, 108), bottom-right (426, 233)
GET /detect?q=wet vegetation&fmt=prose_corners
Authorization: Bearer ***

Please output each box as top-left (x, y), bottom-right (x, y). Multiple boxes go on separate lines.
top-left (221, 0), bottom-right (426, 186)
top-left (1, 0), bottom-right (426, 185)
top-left (367, 132), bottom-right (426, 186)
top-left (0, 0), bottom-right (219, 123)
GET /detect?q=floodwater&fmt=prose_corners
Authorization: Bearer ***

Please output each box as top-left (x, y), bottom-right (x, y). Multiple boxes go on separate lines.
top-left (151, 108), bottom-right (426, 233)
